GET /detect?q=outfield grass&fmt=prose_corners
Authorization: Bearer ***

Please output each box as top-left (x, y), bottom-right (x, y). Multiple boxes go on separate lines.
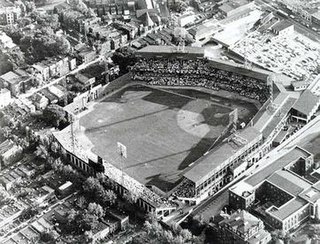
top-left (79, 85), bottom-right (256, 191)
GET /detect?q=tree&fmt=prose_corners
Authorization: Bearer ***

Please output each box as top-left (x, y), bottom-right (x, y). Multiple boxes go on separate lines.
top-left (39, 230), bottom-right (57, 243)
top-left (76, 196), bottom-right (87, 209)
top-left (36, 13), bottom-right (60, 30)
top-left (87, 202), bottom-right (104, 218)
top-left (25, 1), bottom-right (36, 13)
top-left (78, 212), bottom-right (99, 231)
top-left (146, 211), bottom-right (158, 224)
top-left (35, 144), bottom-right (49, 160)
top-left (180, 229), bottom-right (193, 242)
top-left (111, 47), bottom-right (137, 74)
top-left (42, 104), bottom-right (67, 128)
top-left (83, 177), bottom-right (117, 206)
top-left (17, 17), bottom-right (32, 28)
top-left (20, 207), bottom-right (39, 221)
top-left (100, 189), bottom-right (117, 206)
top-left (6, 48), bottom-right (26, 70)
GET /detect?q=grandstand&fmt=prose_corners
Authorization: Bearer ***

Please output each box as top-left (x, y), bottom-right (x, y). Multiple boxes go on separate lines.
top-left (131, 46), bottom-right (271, 103)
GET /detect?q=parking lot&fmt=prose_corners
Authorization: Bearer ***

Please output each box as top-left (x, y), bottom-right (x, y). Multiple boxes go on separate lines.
top-left (231, 30), bottom-right (320, 80)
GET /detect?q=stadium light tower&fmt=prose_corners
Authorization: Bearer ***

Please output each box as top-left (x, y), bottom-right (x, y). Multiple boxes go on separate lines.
top-left (267, 74), bottom-right (279, 114)
top-left (69, 113), bottom-right (78, 155)
top-left (117, 142), bottom-right (127, 188)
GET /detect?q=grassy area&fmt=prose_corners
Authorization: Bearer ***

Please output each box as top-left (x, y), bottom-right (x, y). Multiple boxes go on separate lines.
top-left (79, 85), bottom-right (256, 191)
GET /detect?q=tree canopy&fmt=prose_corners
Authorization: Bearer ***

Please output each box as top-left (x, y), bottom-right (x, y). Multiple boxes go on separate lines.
top-left (42, 104), bottom-right (67, 128)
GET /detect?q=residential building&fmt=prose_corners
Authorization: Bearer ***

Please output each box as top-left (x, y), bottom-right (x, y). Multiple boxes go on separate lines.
top-left (75, 73), bottom-right (96, 90)
top-left (0, 0), bottom-right (22, 25)
top-left (0, 140), bottom-right (23, 168)
top-left (0, 88), bottom-right (11, 108)
top-left (107, 209), bottom-right (129, 230)
top-left (0, 69), bottom-right (32, 97)
top-left (76, 46), bottom-right (96, 64)
top-left (33, 57), bottom-right (75, 82)
top-left (30, 93), bottom-right (49, 110)
top-left (218, 210), bottom-right (271, 244)
top-left (0, 200), bottom-right (27, 228)
top-left (56, 181), bottom-right (73, 197)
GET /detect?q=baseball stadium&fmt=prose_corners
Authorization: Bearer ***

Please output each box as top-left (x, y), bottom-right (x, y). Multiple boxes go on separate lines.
top-left (54, 45), bottom-right (289, 217)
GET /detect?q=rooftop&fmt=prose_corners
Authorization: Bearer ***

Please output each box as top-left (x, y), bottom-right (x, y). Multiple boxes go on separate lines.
top-left (219, 210), bottom-right (262, 234)
top-left (266, 197), bottom-right (307, 221)
top-left (184, 126), bottom-right (261, 185)
top-left (299, 187), bottom-right (320, 203)
top-left (219, 0), bottom-right (251, 14)
top-left (293, 89), bottom-right (320, 116)
top-left (245, 146), bottom-right (311, 187)
top-left (137, 45), bottom-right (205, 59)
top-left (267, 170), bottom-right (311, 196)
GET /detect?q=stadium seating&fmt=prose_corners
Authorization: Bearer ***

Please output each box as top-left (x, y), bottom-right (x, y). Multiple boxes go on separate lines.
top-left (131, 58), bottom-right (269, 103)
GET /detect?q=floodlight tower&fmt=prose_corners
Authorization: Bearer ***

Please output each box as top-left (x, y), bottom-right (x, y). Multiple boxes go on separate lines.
top-left (267, 74), bottom-right (279, 113)
top-left (70, 114), bottom-right (76, 154)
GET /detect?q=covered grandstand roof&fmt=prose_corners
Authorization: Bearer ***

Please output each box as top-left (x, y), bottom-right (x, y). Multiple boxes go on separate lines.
top-left (136, 45), bottom-right (205, 59)
top-left (207, 58), bottom-right (272, 82)
top-left (184, 127), bottom-right (261, 186)
top-left (253, 92), bottom-right (296, 138)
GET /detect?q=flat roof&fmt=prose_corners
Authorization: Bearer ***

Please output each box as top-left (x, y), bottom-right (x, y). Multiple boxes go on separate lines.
top-left (273, 130), bottom-right (287, 144)
top-left (299, 187), bottom-right (320, 203)
top-left (219, 0), bottom-right (251, 13)
top-left (267, 170), bottom-right (311, 196)
top-left (267, 197), bottom-right (307, 221)
top-left (184, 127), bottom-right (261, 185)
top-left (261, 97), bottom-right (296, 138)
top-left (245, 146), bottom-right (311, 187)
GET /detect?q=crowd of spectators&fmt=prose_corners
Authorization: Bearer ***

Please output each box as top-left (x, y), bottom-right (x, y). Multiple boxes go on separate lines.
top-left (131, 58), bottom-right (270, 103)
top-left (172, 179), bottom-right (196, 199)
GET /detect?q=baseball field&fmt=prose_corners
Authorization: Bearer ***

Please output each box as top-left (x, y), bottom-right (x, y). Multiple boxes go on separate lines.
top-left (79, 85), bottom-right (257, 191)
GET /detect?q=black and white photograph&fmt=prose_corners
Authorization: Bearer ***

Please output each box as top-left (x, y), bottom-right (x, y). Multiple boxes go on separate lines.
top-left (0, 0), bottom-right (320, 243)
